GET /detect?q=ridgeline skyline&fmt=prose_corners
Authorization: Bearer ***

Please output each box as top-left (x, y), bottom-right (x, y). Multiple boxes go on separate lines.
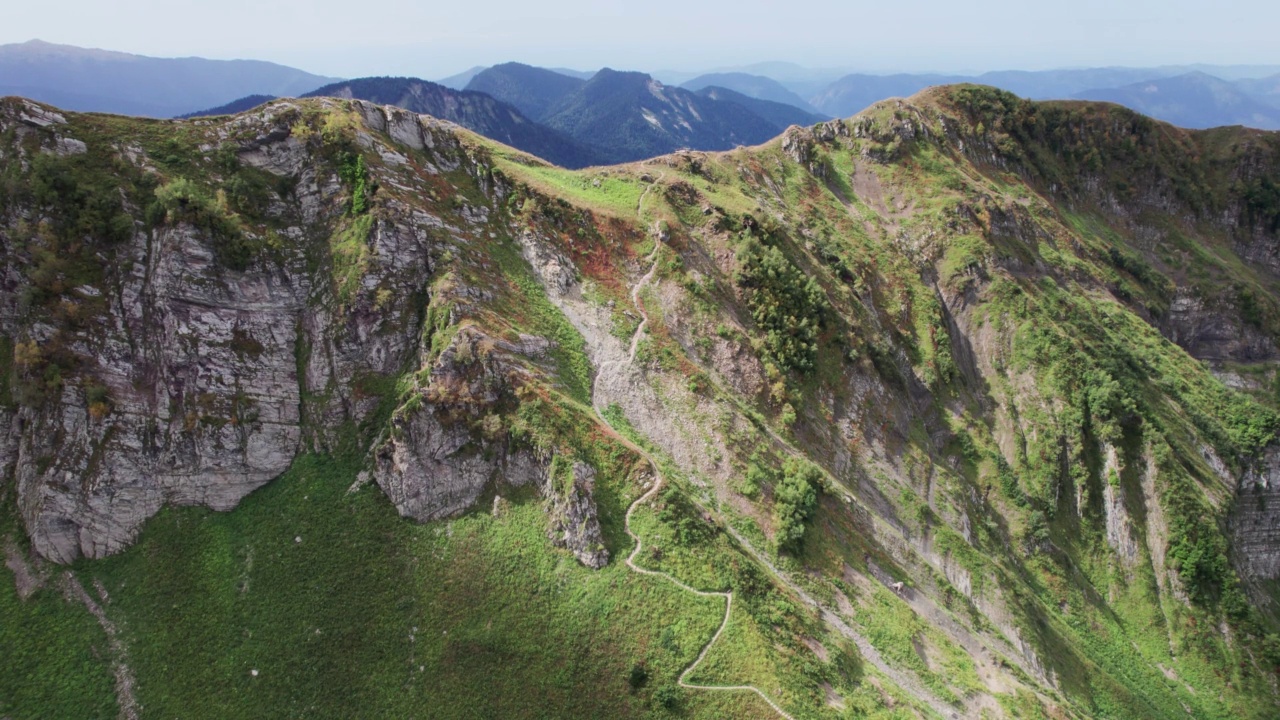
top-left (2, 0), bottom-right (1277, 79)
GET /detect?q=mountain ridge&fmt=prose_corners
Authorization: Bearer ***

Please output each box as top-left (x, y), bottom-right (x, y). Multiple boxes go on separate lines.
top-left (1074, 71), bottom-right (1280, 129)
top-left (0, 38), bottom-right (338, 117)
top-left (537, 68), bottom-right (787, 163)
top-left (693, 85), bottom-right (827, 129)
top-left (680, 71), bottom-right (824, 114)
top-left (463, 62), bottom-right (587, 120)
top-left (2, 86), bottom-right (1280, 718)
top-left (302, 75), bottom-right (605, 168)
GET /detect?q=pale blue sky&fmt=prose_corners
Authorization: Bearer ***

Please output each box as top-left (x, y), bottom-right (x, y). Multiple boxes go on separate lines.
top-left (2, 0), bottom-right (1275, 78)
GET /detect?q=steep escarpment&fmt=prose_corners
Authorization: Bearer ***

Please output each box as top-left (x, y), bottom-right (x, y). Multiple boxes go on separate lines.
top-left (0, 97), bottom-right (630, 567)
top-left (3, 88), bottom-right (1280, 719)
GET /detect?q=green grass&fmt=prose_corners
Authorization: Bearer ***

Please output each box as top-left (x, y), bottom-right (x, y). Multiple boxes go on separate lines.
top-left (55, 454), bottom-right (769, 719)
top-left (0, 494), bottom-right (117, 719)
top-left (329, 213), bottom-right (374, 306)
top-left (497, 162), bottom-right (646, 217)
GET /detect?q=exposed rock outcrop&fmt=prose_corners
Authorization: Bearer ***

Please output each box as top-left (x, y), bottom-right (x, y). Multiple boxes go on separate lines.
top-left (372, 327), bottom-right (546, 522)
top-left (1233, 444), bottom-right (1280, 583)
top-left (1101, 445), bottom-right (1140, 570)
top-left (1164, 288), bottom-right (1277, 362)
top-left (0, 98), bottom-right (523, 562)
top-left (545, 461), bottom-right (609, 569)
top-left (15, 222), bottom-right (306, 563)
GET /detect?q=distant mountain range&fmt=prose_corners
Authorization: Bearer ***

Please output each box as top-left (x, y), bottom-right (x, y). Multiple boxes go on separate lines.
top-left (692, 86), bottom-right (827, 129)
top-left (301, 77), bottom-right (603, 168)
top-left (1237, 74), bottom-right (1280, 109)
top-left (461, 64), bottom-right (815, 164)
top-left (177, 94), bottom-right (276, 119)
top-left (530, 68), bottom-right (786, 164)
top-left (185, 67), bottom-right (817, 168)
top-left (465, 62), bottom-right (586, 120)
top-left (1074, 72), bottom-right (1280, 130)
top-left (805, 67), bottom-right (1280, 124)
top-left (0, 39), bottom-right (337, 117)
top-left (679, 72), bottom-right (824, 115)
top-left (8, 39), bottom-right (1280, 169)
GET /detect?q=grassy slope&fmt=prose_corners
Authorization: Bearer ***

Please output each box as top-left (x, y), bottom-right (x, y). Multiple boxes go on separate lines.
top-left (31, 454), bottom-right (747, 719)
top-left (489, 90), bottom-right (1280, 717)
top-left (0, 493), bottom-right (118, 719)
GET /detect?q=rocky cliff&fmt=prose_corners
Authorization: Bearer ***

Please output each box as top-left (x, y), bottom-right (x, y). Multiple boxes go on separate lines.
top-left (0, 97), bottom-right (588, 564)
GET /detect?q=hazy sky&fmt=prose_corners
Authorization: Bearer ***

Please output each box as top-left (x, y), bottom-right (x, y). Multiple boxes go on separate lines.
top-left (3, 0), bottom-right (1276, 79)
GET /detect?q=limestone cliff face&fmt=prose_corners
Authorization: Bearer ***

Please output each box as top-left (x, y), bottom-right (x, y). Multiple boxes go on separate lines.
top-left (14, 222), bottom-right (306, 563)
top-left (0, 98), bottom-right (561, 563)
top-left (1164, 287), bottom-right (1278, 363)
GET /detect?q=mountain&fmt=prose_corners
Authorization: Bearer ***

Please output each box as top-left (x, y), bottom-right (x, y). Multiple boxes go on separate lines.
top-left (972, 67), bottom-right (1187, 99)
top-left (465, 66), bottom-right (811, 162)
top-left (810, 67), bottom-right (1280, 126)
top-left (693, 85), bottom-right (827, 129)
top-left (809, 72), bottom-right (963, 116)
top-left (5, 88), bottom-right (1280, 719)
top-left (1185, 63), bottom-right (1280, 81)
top-left (0, 39), bottom-right (337, 117)
top-left (680, 72), bottom-right (823, 114)
top-left (435, 65), bottom-right (487, 90)
top-left (660, 61), bottom-right (855, 98)
top-left (303, 76), bottom-right (603, 168)
top-left (464, 62), bottom-right (586, 120)
top-left (179, 94), bottom-right (277, 118)
top-left (1075, 71), bottom-right (1280, 129)
top-left (1237, 73), bottom-right (1280, 109)
top-left (547, 67), bottom-right (597, 80)
top-left (538, 68), bottom-right (784, 163)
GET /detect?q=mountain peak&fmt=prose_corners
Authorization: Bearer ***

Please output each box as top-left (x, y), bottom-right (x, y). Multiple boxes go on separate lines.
top-left (0, 40), bottom-right (338, 117)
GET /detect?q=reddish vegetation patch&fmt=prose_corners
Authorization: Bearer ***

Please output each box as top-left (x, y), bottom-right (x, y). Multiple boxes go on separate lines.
top-left (569, 216), bottom-right (642, 297)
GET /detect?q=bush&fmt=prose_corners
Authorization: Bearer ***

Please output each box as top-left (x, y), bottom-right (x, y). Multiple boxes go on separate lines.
top-left (657, 488), bottom-right (714, 545)
top-left (653, 685), bottom-right (680, 710)
top-left (154, 179), bottom-right (259, 271)
top-left (338, 152), bottom-right (371, 216)
top-left (774, 457), bottom-right (821, 552)
top-left (741, 456), bottom-right (773, 499)
top-left (627, 663), bottom-right (648, 691)
top-left (734, 235), bottom-right (828, 375)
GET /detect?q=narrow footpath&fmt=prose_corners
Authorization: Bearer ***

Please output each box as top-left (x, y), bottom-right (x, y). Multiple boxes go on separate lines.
top-left (587, 170), bottom-right (961, 719)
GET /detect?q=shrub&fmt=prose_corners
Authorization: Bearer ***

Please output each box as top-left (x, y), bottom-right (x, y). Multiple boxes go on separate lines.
top-left (734, 235), bottom-right (828, 375)
top-left (338, 152), bottom-right (371, 216)
top-left (774, 457), bottom-right (821, 552)
top-left (154, 179), bottom-right (260, 271)
top-left (653, 685), bottom-right (680, 710)
top-left (741, 456), bottom-right (773, 499)
top-left (627, 663), bottom-right (648, 691)
top-left (657, 488), bottom-right (714, 545)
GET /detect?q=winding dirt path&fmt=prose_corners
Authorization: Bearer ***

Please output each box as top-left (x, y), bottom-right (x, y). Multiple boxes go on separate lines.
top-left (622, 473), bottom-right (795, 718)
top-left (583, 169), bottom-right (967, 719)
top-left (591, 172), bottom-right (795, 719)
